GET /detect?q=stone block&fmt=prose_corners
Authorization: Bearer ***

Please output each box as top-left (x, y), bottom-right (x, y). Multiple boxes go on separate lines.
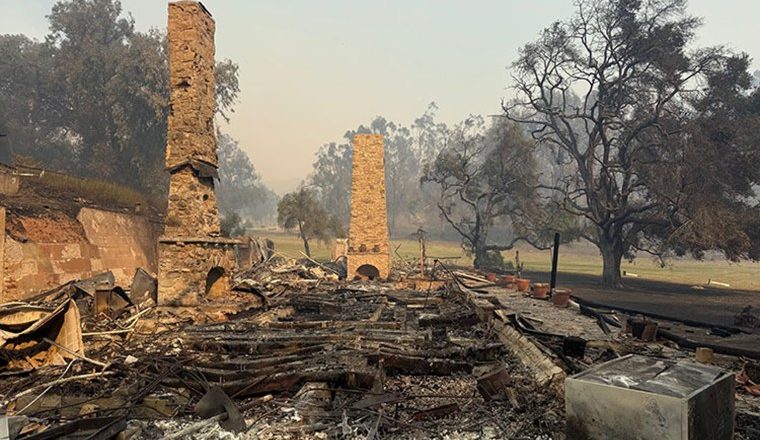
top-left (163, 167), bottom-right (221, 237)
top-left (61, 244), bottom-right (83, 260)
top-left (57, 258), bottom-right (92, 274)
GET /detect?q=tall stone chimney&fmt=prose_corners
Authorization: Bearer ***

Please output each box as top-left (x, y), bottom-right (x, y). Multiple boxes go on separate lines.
top-left (157, 1), bottom-right (238, 305)
top-left (347, 134), bottom-right (391, 280)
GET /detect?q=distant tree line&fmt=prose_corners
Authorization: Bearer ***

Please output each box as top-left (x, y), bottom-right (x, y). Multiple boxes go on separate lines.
top-left (307, 104), bottom-right (453, 239)
top-left (0, 0), bottom-right (276, 223)
top-left (303, 105), bottom-right (559, 265)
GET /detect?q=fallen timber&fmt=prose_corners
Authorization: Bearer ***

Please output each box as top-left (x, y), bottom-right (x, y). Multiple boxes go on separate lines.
top-left (1, 262), bottom-right (757, 439)
top-left (0, 274), bottom-right (561, 438)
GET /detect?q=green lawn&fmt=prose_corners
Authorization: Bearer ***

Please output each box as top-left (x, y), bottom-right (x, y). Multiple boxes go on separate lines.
top-left (255, 230), bottom-right (760, 292)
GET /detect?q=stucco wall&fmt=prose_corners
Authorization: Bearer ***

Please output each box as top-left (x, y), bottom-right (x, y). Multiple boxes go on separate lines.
top-left (2, 207), bottom-right (160, 301)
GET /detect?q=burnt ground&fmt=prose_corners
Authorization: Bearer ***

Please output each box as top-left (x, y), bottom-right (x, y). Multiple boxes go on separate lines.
top-left (2, 260), bottom-right (758, 438)
top-left (1, 168), bottom-right (164, 242)
top-left (0, 167), bottom-right (162, 218)
top-left (525, 270), bottom-right (760, 353)
top-left (524, 270), bottom-right (760, 327)
top-left (0, 283), bottom-right (567, 439)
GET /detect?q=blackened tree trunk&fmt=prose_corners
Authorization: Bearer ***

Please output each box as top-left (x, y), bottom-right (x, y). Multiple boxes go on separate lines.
top-left (599, 233), bottom-right (624, 288)
top-left (302, 237), bottom-right (311, 258)
top-left (298, 221), bottom-right (311, 257)
top-left (473, 237), bottom-right (488, 270)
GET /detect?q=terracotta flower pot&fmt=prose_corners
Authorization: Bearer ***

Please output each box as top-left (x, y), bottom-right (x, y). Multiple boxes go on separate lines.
top-left (552, 288), bottom-right (571, 307)
top-left (486, 273), bottom-right (498, 282)
top-left (532, 283), bottom-right (549, 298)
top-left (641, 322), bottom-right (658, 342)
top-left (498, 274), bottom-right (516, 288)
top-left (516, 278), bottom-right (531, 292)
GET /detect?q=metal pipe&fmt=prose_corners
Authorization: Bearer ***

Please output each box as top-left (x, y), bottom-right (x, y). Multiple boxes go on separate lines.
top-left (550, 232), bottom-right (560, 291)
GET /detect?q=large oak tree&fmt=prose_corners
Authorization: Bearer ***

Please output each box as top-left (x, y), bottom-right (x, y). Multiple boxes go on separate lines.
top-left (504, 0), bottom-right (759, 286)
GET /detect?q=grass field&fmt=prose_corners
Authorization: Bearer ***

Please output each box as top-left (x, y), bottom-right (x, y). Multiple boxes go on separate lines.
top-left (256, 230), bottom-right (760, 292)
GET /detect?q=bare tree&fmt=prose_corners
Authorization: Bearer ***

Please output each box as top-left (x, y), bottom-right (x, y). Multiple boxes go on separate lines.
top-left (422, 117), bottom-right (550, 269)
top-left (504, 0), bottom-right (728, 286)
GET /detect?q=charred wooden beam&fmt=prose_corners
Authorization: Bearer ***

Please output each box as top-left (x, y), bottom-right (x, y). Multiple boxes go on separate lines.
top-left (367, 351), bottom-right (473, 375)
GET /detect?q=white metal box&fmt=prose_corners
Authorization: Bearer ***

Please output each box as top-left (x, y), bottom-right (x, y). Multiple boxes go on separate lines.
top-left (566, 354), bottom-right (734, 440)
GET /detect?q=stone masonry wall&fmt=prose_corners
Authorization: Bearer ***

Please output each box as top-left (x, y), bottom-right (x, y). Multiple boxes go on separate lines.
top-left (159, 1), bottom-right (238, 305)
top-left (157, 241), bottom-right (237, 306)
top-left (166, 1), bottom-right (217, 169)
top-left (347, 134), bottom-right (391, 279)
top-left (3, 207), bottom-right (160, 301)
top-left (164, 167), bottom-right (220, 237)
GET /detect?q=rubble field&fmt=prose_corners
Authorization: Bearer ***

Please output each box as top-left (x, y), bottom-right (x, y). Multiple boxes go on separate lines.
top-left (0, 258), bottom-right (759, 439)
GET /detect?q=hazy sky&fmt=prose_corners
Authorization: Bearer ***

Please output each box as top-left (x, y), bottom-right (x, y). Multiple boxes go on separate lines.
top-left (2, 1), bottom-right (758, 194)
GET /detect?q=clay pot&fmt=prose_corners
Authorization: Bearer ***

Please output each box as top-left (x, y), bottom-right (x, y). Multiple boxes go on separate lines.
top-left (552, 288), bottom-right (571, 307)
top-left (486, 273), bottom-right (498, 282)
top-left (641, 322), bottom-right (658, 341)
top-left (498, 274), bottom-right (516, 288)
top-left (695, 347), bottom-right (714, 364)
top-left (630, 319), bottom-right (658, 341)
top-left (515, 278), bottom-right (531, 292)
top-left (476, 365), bottom-right (510, 401)
top-left (532, 283), bottom-right (549, 299)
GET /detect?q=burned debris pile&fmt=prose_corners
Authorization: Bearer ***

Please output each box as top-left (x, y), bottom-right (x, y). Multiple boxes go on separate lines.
top-left (0, 265), bottom-right (568, 439)
top-left (0, 258), bottom-right (758, 439)
top-left (231, 254), bottom-right (344, 298)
